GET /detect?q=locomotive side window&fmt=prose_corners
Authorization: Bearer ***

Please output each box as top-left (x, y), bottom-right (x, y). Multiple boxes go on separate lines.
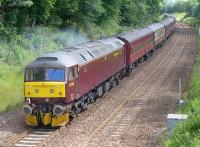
top-left (68, 68), bottom-right (74, 81)
top-left (68, 67), bottom-right (78, 81)
top-left (74, 67), bottom-right (78, 78)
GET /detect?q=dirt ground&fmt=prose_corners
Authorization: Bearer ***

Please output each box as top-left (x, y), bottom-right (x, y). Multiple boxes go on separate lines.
top-left (0, 26), bottom-right (197, 147)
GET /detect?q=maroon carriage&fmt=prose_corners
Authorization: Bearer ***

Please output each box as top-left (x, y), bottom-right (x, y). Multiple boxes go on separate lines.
top-left (147, 23), bottom-right (165, 48)
top-left (160, 18), bottom-right (176, 38)
top-left (117, 28), bottom-right (154, 72)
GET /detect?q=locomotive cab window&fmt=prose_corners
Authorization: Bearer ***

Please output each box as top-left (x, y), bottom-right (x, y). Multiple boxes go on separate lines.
top-left (46, 68), bottom-right (65, 81)
top-left (25, 68), bottom-right (65, 81)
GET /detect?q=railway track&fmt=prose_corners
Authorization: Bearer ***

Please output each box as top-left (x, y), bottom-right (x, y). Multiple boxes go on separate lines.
top-left (5, 127), bottom-right (64, 147)
top-left (4, 23), bottom-right (187, 147)
top-left (78, 23), bottom-right (188, 147)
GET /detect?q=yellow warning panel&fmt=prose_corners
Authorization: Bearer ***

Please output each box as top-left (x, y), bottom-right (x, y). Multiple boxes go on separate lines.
top-left (24, 82), bottom-right (66, 98)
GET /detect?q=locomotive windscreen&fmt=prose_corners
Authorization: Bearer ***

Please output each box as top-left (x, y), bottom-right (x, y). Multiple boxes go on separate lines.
top-left (25, 68), bottom-right (65, 81)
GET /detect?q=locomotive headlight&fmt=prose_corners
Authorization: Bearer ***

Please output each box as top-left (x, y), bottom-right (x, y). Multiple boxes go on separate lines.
top-left (23, 105), bottom-right (32, 116)
top-left (53, 105), bottom-right (64, 116)
top-left (35, 89), bottom-right (39, 93)
top-left (50, 89), bottom-right (54, 93)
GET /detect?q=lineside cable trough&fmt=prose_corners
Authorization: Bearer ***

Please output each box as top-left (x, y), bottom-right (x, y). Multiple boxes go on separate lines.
top-left (167, 78), bottom-right (188, 136)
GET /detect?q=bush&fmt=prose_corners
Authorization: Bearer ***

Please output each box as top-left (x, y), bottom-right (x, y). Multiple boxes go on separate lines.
top-left (183, 17), bottom-right (198, 26)
top-left (174, 12), bottom-right (186, 21)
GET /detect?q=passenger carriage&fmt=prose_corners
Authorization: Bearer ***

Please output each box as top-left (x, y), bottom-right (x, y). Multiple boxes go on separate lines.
top-left (117, 28), bottom-right (154, 73)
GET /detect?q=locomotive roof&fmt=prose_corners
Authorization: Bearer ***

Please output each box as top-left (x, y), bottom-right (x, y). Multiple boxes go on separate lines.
top-left (117, 28), bottom-right (153, 43)
top-left (26, 51), bottom-right (78, 68)
top-left (147, 22), bottom-right (165, 32)
top-left (159, 18), bottom-right (175, 26)
top-left (67, 37), bottom-right (124, 64)
top-left (26, 37), bottom-right (124, 68)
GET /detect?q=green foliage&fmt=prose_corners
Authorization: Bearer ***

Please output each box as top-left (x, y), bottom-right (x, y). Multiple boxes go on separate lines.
top-left (174, 12), bottom-right (187, 21)
top-left (0, 0), bottom-right (164, 38)
top-left (121, 0), bottom-right (162, 27)
top-left (183, 17), bottom-right (198, 26)
top-left (164, 0), bottom-right (200, 26)
top-left (0, 63), bottom-right (24, 112)
top-left (165, 114), bottom-right (200, 147)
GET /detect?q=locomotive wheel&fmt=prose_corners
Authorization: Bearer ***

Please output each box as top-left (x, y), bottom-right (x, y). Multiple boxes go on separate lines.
top-left (75, 107), bottom-right (81, 114)
top-left (150, 50), bottom-right (154, 56)
top-left (89, 97), bottom-right (95, 103)
top-left (97, 85), bottom-right (104, 97)
top-left (88, 92), bottom-right (96, 103)
top-left (138, 57), bottom-right (144, 63)
top-left (112, 78), bottom-right (117, 87)
top-left (115, 77), bottom-right (120, 85)
top-left (70, 110), bottom-right (76, 118)
top-left (134, 62), bottom-right (138, 67)
top-left (73, 103), bottom-right (81, 115)
top-left (105, 81), bottom-right (111, 91)
top-left (80, 101), bottom-right (87, 111)
top-left (144, 55), bottom-right (148, 61)
top-left (126, 68), bottom-right (132, 77)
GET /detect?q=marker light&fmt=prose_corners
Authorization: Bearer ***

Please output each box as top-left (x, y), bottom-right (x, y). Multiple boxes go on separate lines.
top-left (35, 89), bottom-right (39, 93)
top-left (50, 89), bottom-right (54, 93)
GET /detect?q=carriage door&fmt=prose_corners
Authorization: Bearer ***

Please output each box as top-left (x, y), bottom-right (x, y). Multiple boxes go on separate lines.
top-left (67, 65), bottom-right (79, 101)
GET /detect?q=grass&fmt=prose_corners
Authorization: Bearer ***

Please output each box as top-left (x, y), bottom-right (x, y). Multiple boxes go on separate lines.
top-left (164, 29), bottom-right (200, 147)
top-left (0, 63), bottom-right (24, 112)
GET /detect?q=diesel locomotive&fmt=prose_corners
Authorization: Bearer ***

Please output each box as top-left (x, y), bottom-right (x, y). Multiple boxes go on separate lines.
top-left (23, 17), bottom-right (176, 127)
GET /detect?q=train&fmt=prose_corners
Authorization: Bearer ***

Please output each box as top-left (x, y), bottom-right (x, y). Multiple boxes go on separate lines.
top-left (23, 16), bottom-right (176, 127)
